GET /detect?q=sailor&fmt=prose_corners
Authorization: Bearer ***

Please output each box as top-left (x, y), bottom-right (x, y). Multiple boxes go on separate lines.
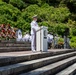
top-left (30, 15), bottom-right (39, 52)
top-left (23, 32), bottom-right (30, 42)
top-left (47, 33), bottom-right (53, 49)
top-left (29, 35), bottom-right (32, 42)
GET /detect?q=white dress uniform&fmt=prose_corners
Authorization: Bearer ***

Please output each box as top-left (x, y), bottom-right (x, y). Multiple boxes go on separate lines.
top-left (29, 36), bottom-right (32, 42)
top-left (47, 34), bottom-right (53, 43)
top-left (22, 34), bottom-right (30, 42)
top-left (30, 20), bottom-right (39, 51)
top-left (47, 34), bottom-right (53, 48)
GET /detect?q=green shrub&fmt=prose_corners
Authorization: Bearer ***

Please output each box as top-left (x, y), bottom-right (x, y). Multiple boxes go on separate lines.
top-left (70, 43), bottom-right (76, 48)
top-left (58, 37), bottom-right (64, 45)
top-left (70, 36), bottom-right (76, 48)
top-left (72, 28), bottom-right (76, 36)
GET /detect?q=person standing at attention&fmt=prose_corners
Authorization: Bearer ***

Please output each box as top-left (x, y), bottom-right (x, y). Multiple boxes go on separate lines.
top-left (30, 15), bottom-right (39, 52)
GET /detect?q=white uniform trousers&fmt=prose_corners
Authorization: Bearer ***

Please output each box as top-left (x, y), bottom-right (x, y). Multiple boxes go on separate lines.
top-left (31, 34), bottom-right (36, 51)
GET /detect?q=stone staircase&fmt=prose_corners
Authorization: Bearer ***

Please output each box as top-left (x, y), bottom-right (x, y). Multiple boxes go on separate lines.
top-left (0, 49), bottom-right (76, 75)
top-left (0, 41), bottom-right (31, 52)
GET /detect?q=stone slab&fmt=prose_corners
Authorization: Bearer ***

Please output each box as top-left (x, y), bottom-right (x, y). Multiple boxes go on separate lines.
top-left (0, 51), bottom-right (76, 75)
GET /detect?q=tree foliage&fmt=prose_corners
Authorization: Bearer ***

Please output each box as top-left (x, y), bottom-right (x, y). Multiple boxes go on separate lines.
top-left (0, 2), bottom-right (21, 26)
top-left (0, 0), bottom-right (76, 35)
top-left (9, 0), bottom-right (26, 10)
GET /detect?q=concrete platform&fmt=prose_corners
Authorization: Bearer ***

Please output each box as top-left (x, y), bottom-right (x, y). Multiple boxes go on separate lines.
top-left (0, 49), bottom-right (75, 57)
top-left (0, 49), bottom-right (76, 75)
top-left (0, 49), bottom-right (75, 67)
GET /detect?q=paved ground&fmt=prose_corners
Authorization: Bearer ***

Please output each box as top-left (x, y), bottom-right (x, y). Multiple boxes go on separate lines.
top-left (0, 49), bottom-right (72, 58)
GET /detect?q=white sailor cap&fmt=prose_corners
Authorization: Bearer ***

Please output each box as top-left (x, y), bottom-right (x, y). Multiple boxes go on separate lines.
top-left (32, 15), bottom-right (37, 18)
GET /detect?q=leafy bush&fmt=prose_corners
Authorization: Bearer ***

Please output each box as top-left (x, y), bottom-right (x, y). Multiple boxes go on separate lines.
top-left (55, 23), bottom-right (69, 36)
top-left (70, 43), bottom-right (76, 48)
top-left (72, 28), bottom-right (76, 36)
top-left (58, 38), bottom-right (64, 43)
top-left (70, 36), bottom-right (76, 48)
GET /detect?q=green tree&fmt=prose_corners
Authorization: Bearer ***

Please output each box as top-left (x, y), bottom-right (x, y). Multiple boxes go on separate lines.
top-left (9, 0), bottom-right (26, 10)
top-left (0, 2), bottom-right (21, 26)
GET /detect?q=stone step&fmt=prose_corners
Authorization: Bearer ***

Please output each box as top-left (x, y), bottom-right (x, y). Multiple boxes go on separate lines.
top-left (0, 51), bottom-right (76, 75)
top-left (20, 56), bottom-right (76, 75)
top-left (56, 63), bottom-right (76, 75)
top-left (0, 41), bottom-right (30, 44)
top-left (0, 47), bottom-right (31, 52)
top-left (0, 49), bottom-right (75, 66)
top-left (0, 43), bottom-right (31, 47)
